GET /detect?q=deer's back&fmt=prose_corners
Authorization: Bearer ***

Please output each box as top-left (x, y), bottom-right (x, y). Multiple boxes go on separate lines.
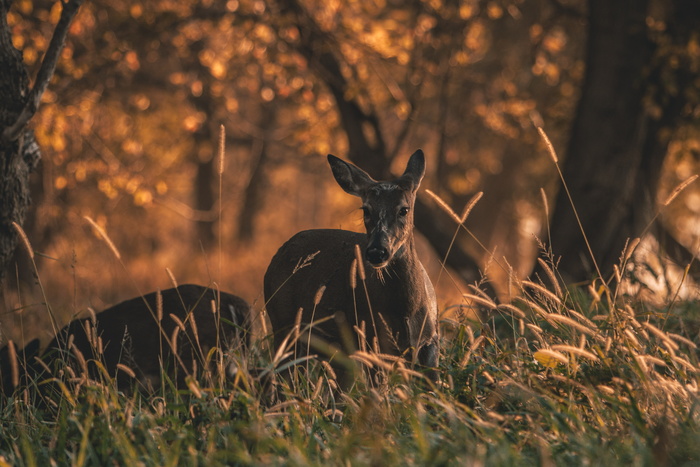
top-left (1, 284), bottom-right (251, 395)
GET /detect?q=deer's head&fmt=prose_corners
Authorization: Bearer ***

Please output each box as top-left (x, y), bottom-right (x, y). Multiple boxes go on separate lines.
top-left (327, 150), bottom-right (425, 269)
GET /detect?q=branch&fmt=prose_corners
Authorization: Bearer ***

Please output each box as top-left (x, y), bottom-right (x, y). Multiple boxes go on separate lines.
top-left (2, 0), bottom-right (84, 143)
top-left (276, 0), bottom-right (388, 176)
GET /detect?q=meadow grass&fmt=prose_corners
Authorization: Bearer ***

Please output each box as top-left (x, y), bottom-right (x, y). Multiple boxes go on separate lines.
top-left (2, 130), bottom-right (699, 466)
top-left (2, 263), bottom-right (700, 466)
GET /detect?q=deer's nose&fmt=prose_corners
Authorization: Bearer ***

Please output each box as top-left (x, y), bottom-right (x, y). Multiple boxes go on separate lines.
top-left (366, 246), bottom-right (389, 265)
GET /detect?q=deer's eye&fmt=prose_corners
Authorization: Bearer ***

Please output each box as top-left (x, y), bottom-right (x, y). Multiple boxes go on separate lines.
top-left (398, 207), bottom-right (409, 217)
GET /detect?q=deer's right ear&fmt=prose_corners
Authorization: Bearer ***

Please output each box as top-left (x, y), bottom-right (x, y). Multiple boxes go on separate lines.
top-left (328, 154), bottom-right (374, 197)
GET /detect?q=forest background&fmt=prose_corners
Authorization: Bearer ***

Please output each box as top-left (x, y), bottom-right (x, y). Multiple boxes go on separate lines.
top-left (1, 0), bottom-right (699, 346)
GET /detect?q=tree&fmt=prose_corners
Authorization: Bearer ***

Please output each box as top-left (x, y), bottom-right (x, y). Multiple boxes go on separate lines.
top-left (0, 0), bottom-right (83, 287)
top-left (539, 0), bottom-right (700, 284)
top-left (274, 0), bottom-right (498, 296)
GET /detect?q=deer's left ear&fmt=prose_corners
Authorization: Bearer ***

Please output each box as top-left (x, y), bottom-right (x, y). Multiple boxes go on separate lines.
top-left (400, 149), bottom-right (425, 191)
top-left (328, 154), bottom-right (376, 197)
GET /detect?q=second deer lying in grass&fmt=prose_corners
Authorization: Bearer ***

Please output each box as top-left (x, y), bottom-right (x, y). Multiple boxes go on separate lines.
top-left (264, 150), bottom-right (439, 384)
top-left (1, 284), bottom-right (251, 396)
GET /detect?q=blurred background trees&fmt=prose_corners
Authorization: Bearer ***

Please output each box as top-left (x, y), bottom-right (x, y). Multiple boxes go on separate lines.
top-left (1, 0), bottom-right (699, 343)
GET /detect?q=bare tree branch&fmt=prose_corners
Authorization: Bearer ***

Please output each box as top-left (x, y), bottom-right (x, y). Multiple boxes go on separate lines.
top-left (2, 0), bottom-right (84, 143)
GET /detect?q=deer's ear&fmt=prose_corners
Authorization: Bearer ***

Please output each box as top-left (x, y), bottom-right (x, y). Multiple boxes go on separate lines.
top-left (328, 154), bottom-right (375, 197)
top-left (400, 149), bottom-right (426, 191)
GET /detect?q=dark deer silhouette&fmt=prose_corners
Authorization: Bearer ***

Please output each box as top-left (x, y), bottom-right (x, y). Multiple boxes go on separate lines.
top-left (1, 284), bottom-right (251, 396)
top-left (264, 150), bottom-right (439, 383)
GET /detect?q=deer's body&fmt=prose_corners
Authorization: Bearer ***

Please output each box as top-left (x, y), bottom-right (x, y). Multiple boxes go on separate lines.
top-left (1, 284), bottom-right (251, 395)
top-left (264, 151), bottom-right (439, 380)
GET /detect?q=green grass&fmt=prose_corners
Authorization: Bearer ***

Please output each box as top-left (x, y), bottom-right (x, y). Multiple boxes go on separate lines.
top-left (2, 272), bottom-right (700, 466)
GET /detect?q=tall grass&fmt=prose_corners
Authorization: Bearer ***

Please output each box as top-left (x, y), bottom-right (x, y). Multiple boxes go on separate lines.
top-left (2, 130), bottom-right (699, 465)
top-left (2, 260), bottom-right (700, 465)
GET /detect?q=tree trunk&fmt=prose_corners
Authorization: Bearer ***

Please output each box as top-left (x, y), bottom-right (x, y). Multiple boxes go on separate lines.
top-left (0, 3), bottom-right (36, 286)
top-left (541, 0), bottom-right (657, 283)
top-left (0, 0), bottom-right (82, 289)
top-left (541, 0), bottom-right (700, 284)
top-left (237, 106), bottom-right (273, 243)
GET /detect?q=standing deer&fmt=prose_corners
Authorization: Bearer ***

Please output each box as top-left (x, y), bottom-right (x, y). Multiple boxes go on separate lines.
top-left (1, 284), bottom-right (251, 396)
top-left (264, 150), bottom-right (439, 383)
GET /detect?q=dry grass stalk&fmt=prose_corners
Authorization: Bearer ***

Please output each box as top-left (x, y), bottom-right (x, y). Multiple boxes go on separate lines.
top-left (293, 308), bottom-right (303, 343)
top-left (460, 335), bottom-right (485, 368)
top-left (350, 351), bottom-right (394, 372)
top-left (156, 289), bottom-right (163, 321)
top-left (425, 189), bottom-right (461, 224)
top-left (186, 377), bottom-right (203, 399)
top-left (663, 340), bottom-right (678, 359)
top-left (311, 376), bottom-right (324, 400)
top-left (166, 268), bottom-right (178, 288)
top-left (536, 258), bottom-right (563, 298)
top-left (217, 124), bottom-right (226, 175)
top-left (549, 374), bottom-right (590, 394)
top-left (359, 321), bottom-right (367, 352)
top-left (169, 313), bottom-right (186, 332)
top-left (460, 191), bottom-right (483, 223)
top-left (643, 322), bottom-right (679, 351)
top-left (623, 237), bottom-right (641, 262)
top-left (314, 285), bottom-right (326, 306)
top-left (320, 360), bottom-right (338, 381)
top-left (663, 174), bottom-right (699, 206)
top-left (189, 312), bottom-right (201, 349)
top-left (587, 284), bottom-right (601, 306)
top-left (292, 251), bottom-right (320, 274)
top-left (613, 264), bottom-right (622, 284)
top-left (463, 293), bottom-right (497, 310)
top-left (12, 222), bottom-right (34, 259)
top-left (8, 340), bottom-right (19, 388)
top-left (550, 344), bottom-right (599, 362)
top-left (87, 307), bottom-right (97, 325)
top-left (547, 313), bottom-right (601, 339)
top-left (522, 280), bottom-right (562, 306)
top-left (354, 244), bottom-right (366, 280)
top-left (349, 259), bottom-right (358, 289)
top-left (467, 284), bottom-right (493, 301)
top-left (540, 188), bottom-right (549, 219)
top-left (638, 354), bottom-right (666, 368)
top-left (171, 327), bottom-right (180, 355)
top-left (537, 127), bottom-right (558, 163)
top-left (465, 325), bottom-right (475, 345)
top-left (566, 308), bottom-right (598, 330)
top-left (116, 363), bottom-right (136, 379)
top-left (83, 321), bottom-right (95, 349)
top-left (518, 297), bottom-right (551, 322)
top-left (71, 342), bottom-right (89, 376)
top-left (353, 325), bottom-right (367, 341)
top-left (84, 216), bottom-right (121, 260)
top-left (497, 304), bottom-right (526, 319)
top-left (668, 332), bottom-right (697, 349)
top-left (535, 348), bottom-right (569, 365)
top-left (672, 355), bottom-right (699, 373)
top-left (526, 323), bottom-right (544, 338)
top-left (32, 356), bottom-right (52, 376)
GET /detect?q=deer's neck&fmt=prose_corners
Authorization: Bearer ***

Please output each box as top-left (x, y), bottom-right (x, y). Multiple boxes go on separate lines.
top-left (382, 236), bottom-right (425, 292)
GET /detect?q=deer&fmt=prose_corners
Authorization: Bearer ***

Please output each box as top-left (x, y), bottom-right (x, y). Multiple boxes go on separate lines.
top-left (264, 150), bottom-right (439, 386)
top-left (1, 284), bottom-right (251, 396)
